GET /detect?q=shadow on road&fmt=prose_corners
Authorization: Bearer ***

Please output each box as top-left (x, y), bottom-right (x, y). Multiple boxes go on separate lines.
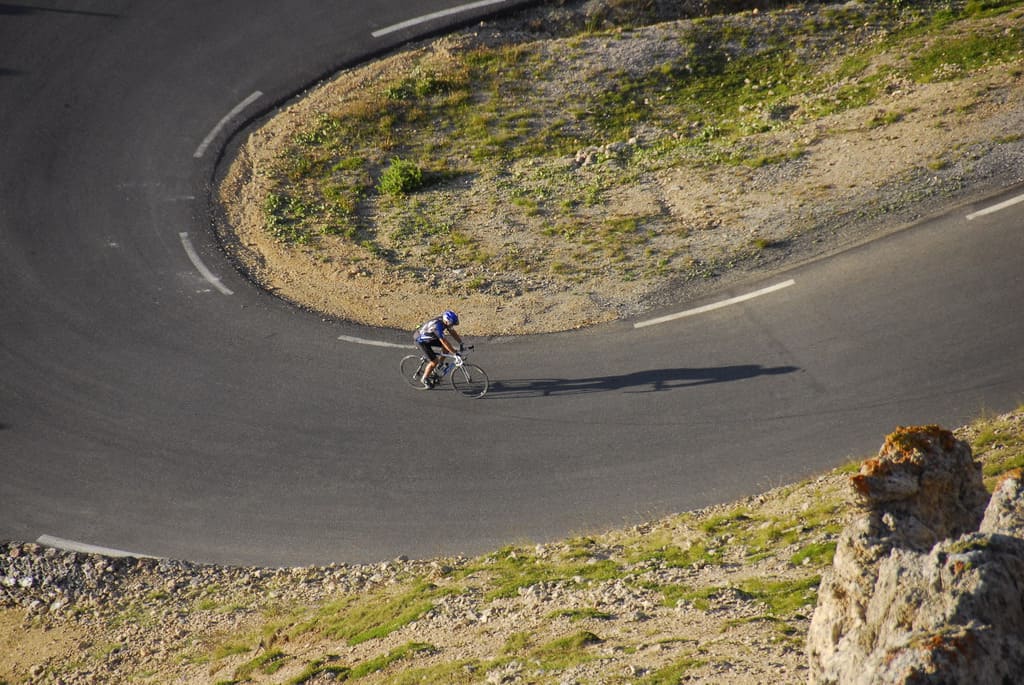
top-left (0, 3), bottom-right (119, 17)
top-left (486, 364), bottom-right (800, 398)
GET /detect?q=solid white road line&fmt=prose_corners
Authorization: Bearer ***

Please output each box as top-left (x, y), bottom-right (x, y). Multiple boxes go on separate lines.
top-left (179, 232), bottom-right (234, 295)
top-left (37, 535), bottom-right (158, 559)
top-left (193, 90), bottom-right (263, 159)
top-left (966, 192), bottom-right (1024, 220)
top-left (372, 0), bottom-right (508, 37)
top-left (338, 334), bottom-right (414, 348)
top-left (633, 279), bottom-right (796, 329)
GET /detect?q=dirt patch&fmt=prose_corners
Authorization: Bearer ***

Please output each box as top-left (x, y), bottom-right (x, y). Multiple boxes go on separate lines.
top-left (0, 609), bottom-right (86, 681)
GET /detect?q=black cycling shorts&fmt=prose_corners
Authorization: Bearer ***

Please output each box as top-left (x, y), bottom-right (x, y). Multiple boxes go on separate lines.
top-left (417, 339), bottom-right (444, 361)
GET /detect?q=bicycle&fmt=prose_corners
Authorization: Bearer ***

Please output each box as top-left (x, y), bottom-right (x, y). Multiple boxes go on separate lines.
top-left (400, 345), bottom-right (490, 398)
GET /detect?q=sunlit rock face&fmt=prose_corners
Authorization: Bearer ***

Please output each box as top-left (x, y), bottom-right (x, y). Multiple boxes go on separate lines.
top-left (807, 426), bottom-right (1024, 685)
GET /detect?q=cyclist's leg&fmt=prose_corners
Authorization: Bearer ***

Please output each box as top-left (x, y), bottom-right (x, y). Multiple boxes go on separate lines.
top-left (419, 341), bottom-right (440, 384)
top-left (401, 354), bottom-right (429, 387)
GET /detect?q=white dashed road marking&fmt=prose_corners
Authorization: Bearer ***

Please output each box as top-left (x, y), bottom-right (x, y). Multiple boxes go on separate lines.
top-left (37, 535), bottom-right (158, 559)
top-left (180, 232), bottom-right (233, 295)
top-left (193, 90), bottom-right (263, 159)
top-left (966, 192), bottom-right (1024, 220)
top-left (338, 335), bottom-right (414, 348)
top-left (372, 0), bottom-right (508, 37)
top-left (634, 280), bottom-right (796, 328)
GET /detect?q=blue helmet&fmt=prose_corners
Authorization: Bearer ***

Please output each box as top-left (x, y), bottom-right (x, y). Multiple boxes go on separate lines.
top-left (442, 310), bottom-right (459, 326)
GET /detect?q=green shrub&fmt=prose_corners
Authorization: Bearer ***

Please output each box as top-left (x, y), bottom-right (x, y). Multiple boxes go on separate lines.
top-left (378, 158), bottom-right (424, 196)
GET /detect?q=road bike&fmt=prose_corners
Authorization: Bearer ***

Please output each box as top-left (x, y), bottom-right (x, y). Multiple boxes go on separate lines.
top-left (400, 345), bottom-right (489, 398)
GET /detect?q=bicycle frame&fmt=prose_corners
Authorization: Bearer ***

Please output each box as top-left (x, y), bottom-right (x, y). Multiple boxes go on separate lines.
top-left (400, 345), bottom-right (489, 398)
top-left (433, 350), bottom-right (469, 378)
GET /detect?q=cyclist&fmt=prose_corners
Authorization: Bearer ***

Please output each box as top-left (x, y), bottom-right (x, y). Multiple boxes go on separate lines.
top-left (414, 310), bottom-right (464, 388)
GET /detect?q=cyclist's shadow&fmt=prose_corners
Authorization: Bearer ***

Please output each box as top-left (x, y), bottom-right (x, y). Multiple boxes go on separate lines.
top-left (486, 364), bottom-right (799, 398)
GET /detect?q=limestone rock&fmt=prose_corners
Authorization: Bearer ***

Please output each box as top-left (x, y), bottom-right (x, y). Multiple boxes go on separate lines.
top-left (807, 427), bottom-right (1024, 684)
top-left (980, 468), bottom-right (1024, 537)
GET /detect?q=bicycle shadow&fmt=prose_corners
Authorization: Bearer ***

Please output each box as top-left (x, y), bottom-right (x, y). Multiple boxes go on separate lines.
top-left (486, 364), bottom-right (800, 398)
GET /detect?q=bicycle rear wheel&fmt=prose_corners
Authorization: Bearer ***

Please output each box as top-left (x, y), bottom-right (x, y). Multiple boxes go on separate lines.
top-left (400, 355), bottom-right (429, 389)
top-left (450, 363), bottom-right (489, 398)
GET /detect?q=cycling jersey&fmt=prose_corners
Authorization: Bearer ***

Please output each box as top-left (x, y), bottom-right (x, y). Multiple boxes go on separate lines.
top-left (415, 317), bottom-right (449, 344)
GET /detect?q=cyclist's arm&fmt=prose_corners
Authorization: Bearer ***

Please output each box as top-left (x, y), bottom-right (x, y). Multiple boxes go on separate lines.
top-left (450, 328), bottom-right (464, 348)
top-left (440, 336), bottom-right (458, 355)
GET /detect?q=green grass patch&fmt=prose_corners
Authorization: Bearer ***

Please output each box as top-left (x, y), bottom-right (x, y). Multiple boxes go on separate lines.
top-left (658, 575), bottom-right (820, 616)
top-left (658, 584), bottom-right (718, 611)
top-left (907, 30), bottom-right (1024, 83)
top-left (965, 0), bottom-right (1023, 17)
top-left (183, 634), bottom-right (258, 668)
top-left (697, 496), bottom-right (844, 562)
top-left (736, 576), bottom-right (821, 616)
top-left (461, 542), bottom-right (623, 600)
top-left (287, 580), bottom-right (451, 646)
top-left (531, 631), bottom-right (603, 670)
top-left (549, 607), bottom-right (614, 621)
top-left (385, 66), bottom-right (454, 101)
top-left (263, 192), bottom-right (315, 244)
top-left (233, 648), bottom-right (288, 680)
top-left (624, 533), bottom-right (723, 568)
top-left (790, 540), bottom-right (838, 567)
top-left (966, 406), bottom-right (1024, 489)
top-left (386, 659), bottom-right (482, 685)
top-left (350, 642), bottom-right (437, 679)
top-left (88, 642), bottom-right (123, 663)
top-left (209, 642), bottom-right (250, 661)
top-left (287, 658), bottom-right (350, 685)
top-left (744, 146), bottom-right (805, 168)
top-left (639, 654), bottom-right (708, 684)
top-left (866, 109), bottom-right (904, 129)
top-left (836, 459), bottom-right (862, 475)
top-left (502, 631), bottom-right (533, 655)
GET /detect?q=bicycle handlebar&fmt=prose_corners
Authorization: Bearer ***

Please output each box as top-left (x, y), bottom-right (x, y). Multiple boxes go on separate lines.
top-left (440, 344), bottom-right (473, 367)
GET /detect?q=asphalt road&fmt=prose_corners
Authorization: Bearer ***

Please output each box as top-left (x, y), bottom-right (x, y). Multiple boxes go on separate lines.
top-left (2, 1), bottom-right (1022, 567)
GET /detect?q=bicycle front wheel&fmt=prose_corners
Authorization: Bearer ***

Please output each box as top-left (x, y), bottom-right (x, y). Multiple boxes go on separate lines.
top-left (450, 363), bottom-right (489, 398)
top-left (400, 355), bottom-right (429, 389)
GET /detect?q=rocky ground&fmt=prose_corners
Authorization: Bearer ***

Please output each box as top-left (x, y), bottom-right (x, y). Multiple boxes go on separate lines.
top-left (3, 410), bottom-right (1022, 684)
